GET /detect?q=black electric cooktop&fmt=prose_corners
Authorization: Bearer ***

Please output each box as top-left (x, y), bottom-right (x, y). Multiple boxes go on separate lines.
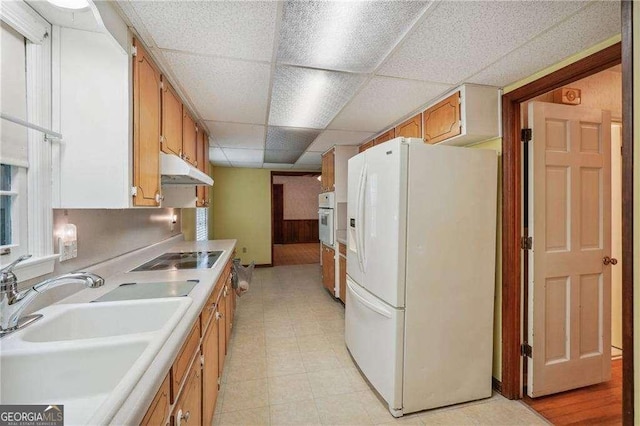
top-left (131, 251), bottom-right (223, 272)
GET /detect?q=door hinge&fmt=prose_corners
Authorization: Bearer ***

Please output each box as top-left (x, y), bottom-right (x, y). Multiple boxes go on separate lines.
top-left (160, 81), bottom-right (165, 90)
top-left (131, 186), bottom-right (138, 197)
top-left (160, 135), bottom-right (165, 145)
top-left (520, 236), bottom-right (532, 250)
top-left (521, 128), bottom-right (532, 143)
top-left (131, 45), bottom-right (137, 57)
top-left (521, 343), bottom-right (532, 358)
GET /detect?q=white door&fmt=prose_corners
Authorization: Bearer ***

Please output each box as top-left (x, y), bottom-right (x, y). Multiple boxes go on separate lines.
top-left (360, 140), bottom-right (407, 308)
top-left (345, 277), bottom-right (404, 411)
top-left (347, 153), bottom-right (366, 287)
top-left (527, 102), bottom-right (612, 397)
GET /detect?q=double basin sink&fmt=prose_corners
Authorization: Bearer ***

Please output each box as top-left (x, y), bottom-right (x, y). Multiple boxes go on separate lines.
top-left (0, 297), bottom-right (192, 425)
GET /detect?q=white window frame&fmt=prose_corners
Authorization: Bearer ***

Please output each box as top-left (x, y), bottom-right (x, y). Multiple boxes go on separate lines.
top-left (1, 1), bottom-right (58, 280)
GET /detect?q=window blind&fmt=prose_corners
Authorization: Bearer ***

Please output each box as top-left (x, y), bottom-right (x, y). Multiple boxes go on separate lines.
top-left (196, 208), bottom-right (208, 241)
top-left (0, 21), bottom-right (28, 168)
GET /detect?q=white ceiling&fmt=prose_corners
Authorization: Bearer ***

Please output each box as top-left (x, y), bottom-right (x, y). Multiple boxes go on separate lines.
top-left (118, 0), bottom-right (621, 170)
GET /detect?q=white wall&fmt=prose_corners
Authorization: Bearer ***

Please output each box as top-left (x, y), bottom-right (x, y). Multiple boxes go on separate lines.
top-left (273, 175), bottom-right (322, 220)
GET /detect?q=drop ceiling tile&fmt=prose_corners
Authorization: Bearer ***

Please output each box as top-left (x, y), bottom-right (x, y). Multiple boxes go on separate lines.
top-left (467, 1), bottom-right (621, 87)
top-left (265, 126), bottom-right (322, 152)
top-left (263, 163), bottom-right (293, 169)
top-left (329, 77), bottom-right (451, 132)
top-left (206, 122), bottom-right (265, 149)
top-left (307, 130), bottom-right (374, 152)
top-left (292, 163), bottom-right (321, 171)
top-left (162, 51), bottom-right (271, 124)
top-left (295, 152), bottom-right (323, 165)
top-left (269, 66), bottom-right (366, 129)
top-left (211, 160), bottom-right (231, 167)
top-left (128, 1), bottom-right (277, 61)
top-left (378, 0), bottom-right (589, 84)
top-left (222, 148), bottom-right (264, 163)
top-left (264, 150), bottom-right (304, 164)
top-left (277, 1), bottom-right (432, 73)
top-left (230, 162), bottom-right (264, 168)
top-left (209, 147), bottom-right (228, 163)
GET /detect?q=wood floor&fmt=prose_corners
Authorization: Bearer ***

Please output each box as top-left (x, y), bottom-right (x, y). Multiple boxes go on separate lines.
top-left (523, 359), bottom-right (622, 425)
top-left (273, 243), bottom-right (320, 266)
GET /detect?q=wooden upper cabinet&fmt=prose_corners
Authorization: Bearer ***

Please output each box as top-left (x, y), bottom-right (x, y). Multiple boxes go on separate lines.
top-left (395, 114), bottom-right (422, 139)
top-left (196, 130), bottom-right (209, 207)
top-left (374, 129), bottom-right (395, 145)
top-left (132, 39), bottom-right (161, 206)
top-left (182, 111), bottom-right (197, 166)
top-left (160, 77), bottom-right (183, 157)
top-left (359, 140), bottom-right (374, 153)
top-left (321, 149), bottom-right (335, 192)
top-left (423, 91), bottom-right (461, 145)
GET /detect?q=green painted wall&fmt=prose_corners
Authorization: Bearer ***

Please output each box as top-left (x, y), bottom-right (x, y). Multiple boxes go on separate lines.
top-left (208, 167), bottom-right (273, 265)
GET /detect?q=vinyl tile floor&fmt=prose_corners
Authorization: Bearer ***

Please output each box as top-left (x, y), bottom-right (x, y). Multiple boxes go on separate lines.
top-left (213, 264), bottom-right (548, 426)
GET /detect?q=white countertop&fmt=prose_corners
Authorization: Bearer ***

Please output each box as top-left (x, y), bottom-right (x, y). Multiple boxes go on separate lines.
top-left (56, 239), bottom-right (237, 425)
top-left (336, 229), bottom-right (347, 246)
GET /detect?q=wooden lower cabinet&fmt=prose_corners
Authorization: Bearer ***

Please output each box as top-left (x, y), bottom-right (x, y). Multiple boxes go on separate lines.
top-left (321, 244), bottom-right (335, 294)
top-left (173, 361), bottom-right (202, 426)
top-left (338, 243), bottom-right (346, 303)
top-left (202, 314), bottom-right (220, 426)
top-left (140, 375), bottom-right (170, 426)
top-left (141, 257), bottom-right (237, 426)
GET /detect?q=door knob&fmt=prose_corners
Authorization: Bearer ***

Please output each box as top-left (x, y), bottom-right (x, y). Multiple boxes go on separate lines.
top-left (603, 256), bottom-right (618, 265)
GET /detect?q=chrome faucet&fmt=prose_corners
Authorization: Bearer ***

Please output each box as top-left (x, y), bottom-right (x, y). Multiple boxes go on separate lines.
top-left (0, 255), bottom-right (105, 336)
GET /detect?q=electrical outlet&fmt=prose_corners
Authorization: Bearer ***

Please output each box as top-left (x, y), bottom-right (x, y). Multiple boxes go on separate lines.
top-left (242, 247), bottom-right (247, 253)
top-left (58, 238), bottom-right (77, 262)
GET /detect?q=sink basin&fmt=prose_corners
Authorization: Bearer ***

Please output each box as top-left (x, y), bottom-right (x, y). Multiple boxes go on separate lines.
top-left (21, 298), bottom-right (190, 342)
top-left (0, 339), bottom-right (148, 425)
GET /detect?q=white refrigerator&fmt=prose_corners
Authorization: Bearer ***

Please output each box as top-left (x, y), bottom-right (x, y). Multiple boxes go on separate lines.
top-left (345, 137), bottom-right (498, 417)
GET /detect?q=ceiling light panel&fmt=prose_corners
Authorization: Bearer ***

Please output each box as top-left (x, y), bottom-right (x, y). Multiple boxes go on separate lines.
top-left (206, 122), bottom-right (265, 149)
top-left (296, 152), bottom-right (323, 165)
top-left (378, 0), bottom-right (589, 84)
top-left (128, 1), bottom-right (277, 62)
top-left (162, 51), bottom-right (271, 124)
top-left (467, 1), bottom-right (621, 87)
top-left (307, 130), bottom-right (375, 152)
top-left (222, 148), bottom-right (264, 163)
top-left (277, 1), bottom-right (431, 73)
top-left (265, 126), bottom-right (322, 152)
top-left (264, 150), bottom-right (304, 164)
top-left (268, 66), bottom-right (366, 129)
top-left (329, 77), bottom-right (451, 132)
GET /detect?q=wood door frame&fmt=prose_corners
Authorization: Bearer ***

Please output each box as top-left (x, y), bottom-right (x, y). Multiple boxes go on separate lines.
top-left (501, 33), bottom-right (633, 423)
top-left (270, 171), bottom-right (321, 265)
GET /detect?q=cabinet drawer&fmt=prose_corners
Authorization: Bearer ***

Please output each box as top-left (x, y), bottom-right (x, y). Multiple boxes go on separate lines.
top-left (200, 290), bottom-right (217, 334)
top-left (171, 321), bottom-right (201, 403)
top-left (140, 374), bottom-right (170, 426)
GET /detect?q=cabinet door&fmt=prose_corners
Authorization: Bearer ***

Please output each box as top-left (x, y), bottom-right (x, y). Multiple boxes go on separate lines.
top-left (132, 39), bottom-right (161, 206)
top-left (196, 129), bottom-right (206, 206)
top-left (359, 140), bottom-right (374, 153)
top-left (182, 111), bottom-right (198, 166)
top-left (395, 114), bottom-right (422, 139)
top-left (141, 374), bottom-right (170, 426)
top-left (202, 314), bottom-right (220, 426)
top-left (322, 245), bottom-right (335, 293)
top-left (423, 92), bottom-right (461, 144)
top-left (374, 129), bottom-right (395, 145)
top-left (321, 153), bottom-right (329, 191)
top-left (161, 78), bottom-right (183, 156)
top-left (326, 149), bottom-right (335, 192)
top-left (339, 255), bottom-right (346, 303)
top-left (173, 362), bottom-right (202, 426)
top-left (217, 291), bottom-right (227, 374)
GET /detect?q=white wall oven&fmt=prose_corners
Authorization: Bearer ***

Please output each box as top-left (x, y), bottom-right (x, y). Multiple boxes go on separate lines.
top-left (318, 192), bottom-right (334, 246)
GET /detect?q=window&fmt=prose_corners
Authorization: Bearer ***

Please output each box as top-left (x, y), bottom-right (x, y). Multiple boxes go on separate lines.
top-left (0, 2), bottom-right (56, 280)
top-left (196, 208), bottom-right (208, 241)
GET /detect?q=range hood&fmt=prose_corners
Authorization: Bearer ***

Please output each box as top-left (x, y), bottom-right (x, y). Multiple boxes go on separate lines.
top-left (160, 153), bottom-right (213, 186)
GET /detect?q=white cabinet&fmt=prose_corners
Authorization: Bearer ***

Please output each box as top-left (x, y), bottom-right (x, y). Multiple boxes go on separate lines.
top-left (53, 27), bottom-right (131, 208)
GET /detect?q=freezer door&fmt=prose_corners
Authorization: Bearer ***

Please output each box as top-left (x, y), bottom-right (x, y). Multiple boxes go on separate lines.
top-left (361, 141), bottom-right (407, 308)
top-left (345, 277), bottom-right (404, 412)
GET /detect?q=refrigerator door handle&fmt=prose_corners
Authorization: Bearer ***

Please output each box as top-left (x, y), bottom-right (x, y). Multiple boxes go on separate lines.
top-left (356, 164), bottom-right (367, 272)
top-left (347, 280), bottom-right (392, 319)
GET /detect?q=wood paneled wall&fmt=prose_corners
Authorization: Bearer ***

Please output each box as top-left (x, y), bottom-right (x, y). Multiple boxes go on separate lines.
top-left (281, 220), bottom-right (319, 244)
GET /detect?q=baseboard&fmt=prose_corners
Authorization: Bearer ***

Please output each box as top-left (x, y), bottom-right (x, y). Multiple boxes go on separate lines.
top-left (492, 377), bottom-right (503, 394)
top-left (253, 263), bottom-right (272, 268)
